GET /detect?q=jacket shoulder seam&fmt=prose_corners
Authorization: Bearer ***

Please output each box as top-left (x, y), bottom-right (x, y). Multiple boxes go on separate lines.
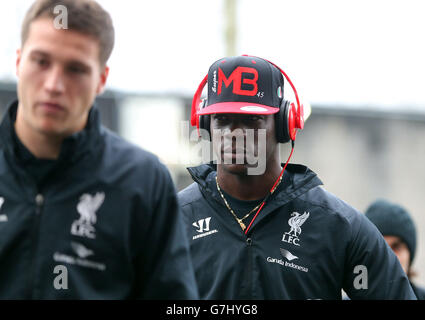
top-left (295, 190), bottom-right (354, 226)
top-left (179, 184), bottom-right (203, 208)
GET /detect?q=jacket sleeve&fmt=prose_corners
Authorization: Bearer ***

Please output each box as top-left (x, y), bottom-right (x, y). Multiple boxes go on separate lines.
top-left (130, 162), bottom-right (199, 299)
top-left (343, 211), bottom-right (416, 300)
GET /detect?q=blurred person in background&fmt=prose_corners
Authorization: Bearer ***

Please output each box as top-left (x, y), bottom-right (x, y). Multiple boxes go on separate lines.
top-left (365, 199), bottom-right (425, 299)
top-left (0, 0), bottom-right (197, 299)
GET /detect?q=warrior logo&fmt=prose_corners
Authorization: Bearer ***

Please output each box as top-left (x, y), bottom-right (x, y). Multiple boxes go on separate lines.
top-left (282, 211), bottom-right (310, 246)
top-left (192, 217), bottom-right (218, 240)
top-left (71, 192), bottom-right (105, 239)
top-left (192, 217), bottom-right (211, 233)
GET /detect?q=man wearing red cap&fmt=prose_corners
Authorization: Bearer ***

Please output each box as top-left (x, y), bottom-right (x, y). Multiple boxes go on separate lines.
top-left (179, 55), bottom-right (416, 299)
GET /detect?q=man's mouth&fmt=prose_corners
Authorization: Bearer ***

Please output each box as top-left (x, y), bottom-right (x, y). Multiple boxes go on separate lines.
top-left (37, 102), bottom-right (65, 113)
top-left (222, 147), bottom-right (246, 154)
top-left (221, 148), bottom-right (247, 164)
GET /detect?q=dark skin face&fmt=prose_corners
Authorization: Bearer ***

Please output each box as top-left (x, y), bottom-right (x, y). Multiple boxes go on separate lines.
top-left (211, 113), bottom-right (282, 200)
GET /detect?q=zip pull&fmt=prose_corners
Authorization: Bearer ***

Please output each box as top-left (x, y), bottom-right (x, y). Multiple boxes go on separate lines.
top-left (35, 194), bottom-right (44, 214)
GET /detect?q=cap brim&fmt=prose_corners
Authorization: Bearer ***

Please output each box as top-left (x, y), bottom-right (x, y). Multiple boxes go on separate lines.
top-left (197, 102), bottom-right (280, 115)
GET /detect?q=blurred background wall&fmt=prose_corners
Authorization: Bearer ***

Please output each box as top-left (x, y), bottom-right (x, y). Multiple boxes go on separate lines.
top-left (2, 85), bottom-right (423, 286)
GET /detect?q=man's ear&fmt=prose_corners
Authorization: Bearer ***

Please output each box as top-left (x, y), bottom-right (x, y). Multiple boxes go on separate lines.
top-left (16, 48), bottom-right (22, 78)
top-left (96, 65), bottom-right (109, 95)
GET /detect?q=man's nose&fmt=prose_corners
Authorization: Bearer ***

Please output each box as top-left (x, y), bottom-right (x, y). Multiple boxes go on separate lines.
top-left (222, 126), bottom-right (246, 146)
top-left (44, 65), bottom-right (65, 94)
top-left (226, 119), bottom-right (248, 132)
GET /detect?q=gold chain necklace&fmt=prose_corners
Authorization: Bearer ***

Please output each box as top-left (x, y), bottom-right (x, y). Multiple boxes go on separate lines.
top-left (215, 175), bottom-right (283, 231)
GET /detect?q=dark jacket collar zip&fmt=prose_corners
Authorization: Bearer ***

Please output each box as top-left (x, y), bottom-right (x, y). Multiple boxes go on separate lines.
top-left (0, 101), bottom-right (103, 189)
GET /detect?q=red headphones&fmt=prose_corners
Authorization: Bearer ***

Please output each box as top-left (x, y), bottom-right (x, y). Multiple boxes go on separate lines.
top-left (191, 55), bottom-right (304, 143)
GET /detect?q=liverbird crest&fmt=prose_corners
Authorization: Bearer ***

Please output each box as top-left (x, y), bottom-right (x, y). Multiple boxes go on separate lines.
top-left (287, 211), bottom-right (310, 237)
top-left (76, 192), bottom-right (105, 225)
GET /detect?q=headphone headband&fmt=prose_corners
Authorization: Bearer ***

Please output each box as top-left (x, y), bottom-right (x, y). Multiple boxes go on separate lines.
top-left (246, 55), bottom-right (304, 131)
top-left (191, 74), bottom-right (208, 127)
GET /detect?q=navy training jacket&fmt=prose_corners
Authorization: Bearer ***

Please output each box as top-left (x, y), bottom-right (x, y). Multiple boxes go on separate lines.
top-left (0, 101), bottom-right (198, 299)
top-left (178, 163), bottom-right (416, 300)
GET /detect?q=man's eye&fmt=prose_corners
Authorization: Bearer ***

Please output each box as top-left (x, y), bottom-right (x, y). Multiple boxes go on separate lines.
top-left (215, 115), bottom-right (229, 121)
top-left (67, 65), bottom-right (86, 74)
top-left (33, 58), bottom-right (49, 67)
top-left (391, 243), bottom-right (401, 251)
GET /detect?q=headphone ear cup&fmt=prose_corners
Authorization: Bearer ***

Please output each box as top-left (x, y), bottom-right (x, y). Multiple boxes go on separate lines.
top-left (197, 99), bottom-right (211, 140)
top-left (199, 114), bottom-right (211, 140)
top-left (287, 102), bottom-right (298, 141)
top-left (275, 100), bottom-right (291, 143)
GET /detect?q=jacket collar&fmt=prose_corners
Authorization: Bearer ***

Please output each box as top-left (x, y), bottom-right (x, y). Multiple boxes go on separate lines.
top-left (187, 162), bottom-right (323, 234)
top-left (0, 100), bottom-right (103, 166)
top-left (187, 162), bottom-right (323, 219)
top-left (188, 163), bottom-right (322, 195)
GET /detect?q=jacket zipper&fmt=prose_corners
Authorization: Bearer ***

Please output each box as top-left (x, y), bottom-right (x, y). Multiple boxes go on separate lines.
top-left (245, 237), bottom-right (253, 299)
top-left (28, 193), bottom-right (44, 299)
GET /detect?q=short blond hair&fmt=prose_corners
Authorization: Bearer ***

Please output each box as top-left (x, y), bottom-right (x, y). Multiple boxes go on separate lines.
top-left (21, 0), bottom-right (115, 65)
